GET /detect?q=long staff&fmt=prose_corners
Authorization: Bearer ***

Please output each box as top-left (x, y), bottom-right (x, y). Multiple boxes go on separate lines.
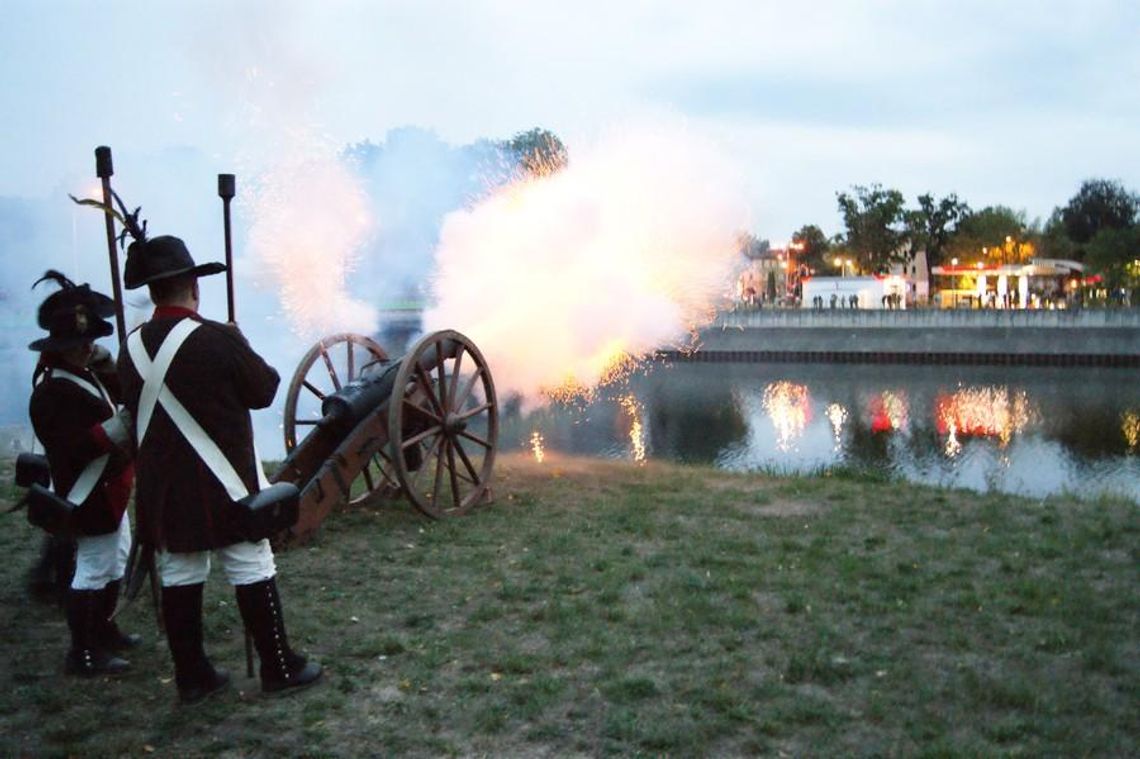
top-left (218, 174), bottom-right (236, 322)
top-left (218, 172), bottom-right (255, 673)
top-left (95, 146), bottom-right (127, 344)
top-left (94, 147), bottom-right (162, 630)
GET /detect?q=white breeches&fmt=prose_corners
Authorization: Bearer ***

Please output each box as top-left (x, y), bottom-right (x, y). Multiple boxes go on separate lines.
top-left (71, 512), bottom-right (131, 590)
top-left (157, 538), bottom-right (277, 587)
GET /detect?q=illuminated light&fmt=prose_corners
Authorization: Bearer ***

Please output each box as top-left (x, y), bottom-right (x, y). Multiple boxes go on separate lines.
top-left (869, 391), bottom-right (909, 433)
top-left (619, 394), bottom-right (647, 464)
top-left (935, 386), bottom-right (1038, 448)
top-left (944, 423), bottom-right (962, 457)
top-left (530, 430), bottom-right (545, 463)
top-left (825, 403), bottom-right (847, 447)
top-left (951, 258), bottom-right (958, 266)
top-left (762, 381), bottom-right (811, 452)
top-left (1123, 410), bottom-right (1140, 450)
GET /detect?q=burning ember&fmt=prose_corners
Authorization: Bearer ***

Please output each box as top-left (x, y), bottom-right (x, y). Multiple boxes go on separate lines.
top-left (619, 393), bottom-right (647, 464)
top-left (530, 430), bottom-right (545, 463)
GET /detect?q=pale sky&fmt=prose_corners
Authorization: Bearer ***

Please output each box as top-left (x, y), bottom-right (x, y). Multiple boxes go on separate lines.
top-left (3, 0), bottom-right (1138, 242)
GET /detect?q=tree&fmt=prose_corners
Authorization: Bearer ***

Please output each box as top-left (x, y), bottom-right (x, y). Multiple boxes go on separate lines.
top-left (790, 224), bottom-right (831, 273)
top-left (1084, 225), bottom-right (1140, 290)
top-left (1036, 209), bottom-right (1078, 261)
top-left (904, 193), bottom-right (970, 267)
top-left (505, 127), bottom-right (568, 178)
top-left (737, 232), bottom-right (771, 260)
top-left (835, 184), bottom-right (907, 273)
top-left (946, 206), bottom-right (1031, 265)
top-left (1060, 179), bottom-right (1139, 245)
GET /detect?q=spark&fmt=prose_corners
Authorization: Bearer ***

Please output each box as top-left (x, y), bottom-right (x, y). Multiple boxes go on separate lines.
top-left (619, 394), bottom-right (647, 464)
top-left (530, 430), bottom-right (545, 463)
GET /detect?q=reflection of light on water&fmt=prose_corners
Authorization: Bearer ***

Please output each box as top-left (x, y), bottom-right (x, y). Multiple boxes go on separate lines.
top-left (619, 394), bottom-right (647, 464)
top-left (762, 381), bottom-right (811, 452)
top-left (944, 423), bottom-right (962, 457)
top-left (1123, 411), bottom-right (1140, 451)
top-left (869, 391), bottom-right (909, 432)
top-left (935, 386), bottom-right (1037, 448)
top-left (825, 403), bottom-right (847, 448)
top-left (530, 430), bottom-right (545, 463)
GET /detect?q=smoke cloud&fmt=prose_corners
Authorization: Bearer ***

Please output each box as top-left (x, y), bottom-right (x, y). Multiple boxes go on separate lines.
top-left (423, 124), bottom-right (750, 405)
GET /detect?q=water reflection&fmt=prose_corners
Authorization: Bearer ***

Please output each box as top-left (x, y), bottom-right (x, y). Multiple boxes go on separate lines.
top-left (501, 362), bottom-right (1140, 500)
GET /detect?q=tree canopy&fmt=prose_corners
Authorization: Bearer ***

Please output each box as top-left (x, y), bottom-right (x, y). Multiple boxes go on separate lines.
top-left (790, 224), bottom-right (830, 273)
top-left (904, 193), bottom-right (970, 267)
top-left (505, 128), bottom-right (569, 178)
top-left (835, 184), bottom-right (908, 273)
top-left (1060, 179), bottom-right (1139, 245)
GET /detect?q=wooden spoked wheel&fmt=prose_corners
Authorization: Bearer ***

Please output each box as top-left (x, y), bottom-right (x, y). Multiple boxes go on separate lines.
top-left (283, 333), bottom-right (395, 504)
top-left (389, 330), bottom-right (498, 518)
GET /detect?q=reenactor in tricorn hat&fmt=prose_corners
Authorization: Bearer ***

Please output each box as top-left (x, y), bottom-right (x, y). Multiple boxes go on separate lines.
top-left (27, 271), bottom-right (139, 677)
top-left (117, 235), bottom-right (321, 704)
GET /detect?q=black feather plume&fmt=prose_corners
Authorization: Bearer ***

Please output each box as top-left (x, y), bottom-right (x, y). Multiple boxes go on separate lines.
top-left (31, 269), bottom-right (76, 292)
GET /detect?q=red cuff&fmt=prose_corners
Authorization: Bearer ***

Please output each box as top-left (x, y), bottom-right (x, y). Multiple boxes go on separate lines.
top-left (90, 422), bottom-right (114, 454)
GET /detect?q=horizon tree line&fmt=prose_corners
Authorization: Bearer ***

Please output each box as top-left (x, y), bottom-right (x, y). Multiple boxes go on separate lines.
top-left (745, 179), bottom-right (1140, 293)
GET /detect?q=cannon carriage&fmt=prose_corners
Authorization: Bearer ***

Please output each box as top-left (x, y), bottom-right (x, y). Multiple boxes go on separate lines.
top-left (271, 329), bottom-right (499, 541)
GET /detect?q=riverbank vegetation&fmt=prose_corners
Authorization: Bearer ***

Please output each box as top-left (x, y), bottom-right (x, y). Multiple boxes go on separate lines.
top-left (1, 453), bottom-right (1136, 756)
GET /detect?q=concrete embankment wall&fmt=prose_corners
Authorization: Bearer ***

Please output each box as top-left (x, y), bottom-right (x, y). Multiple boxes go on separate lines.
top-left (664, 309), bottom-right (1140, 367)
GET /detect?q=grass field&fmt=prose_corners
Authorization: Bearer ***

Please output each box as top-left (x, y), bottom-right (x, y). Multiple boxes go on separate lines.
top-left (1, 452), bottom-right (1136, 757)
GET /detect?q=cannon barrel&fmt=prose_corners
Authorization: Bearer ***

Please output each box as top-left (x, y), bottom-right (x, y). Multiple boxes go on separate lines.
top-left (319, 361), bottom-right (401, 437)
top-left (319, 338), bottom-right (457, 436)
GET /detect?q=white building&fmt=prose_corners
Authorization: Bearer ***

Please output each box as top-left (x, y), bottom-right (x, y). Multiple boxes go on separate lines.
top-left (801, 275), bottom-right (908, 310)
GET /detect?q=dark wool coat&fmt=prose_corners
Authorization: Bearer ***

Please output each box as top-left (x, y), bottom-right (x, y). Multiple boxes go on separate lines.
top-left (117, 307), bottom-right (279, 552)
top-left (29, 356), bottom-right (134, 536)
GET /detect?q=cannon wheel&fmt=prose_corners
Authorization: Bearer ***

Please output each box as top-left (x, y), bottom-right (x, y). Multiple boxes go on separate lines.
top-left (283, 333), bottom-right (397, 504)
top-left (389, 330), bottom-right (498, 518)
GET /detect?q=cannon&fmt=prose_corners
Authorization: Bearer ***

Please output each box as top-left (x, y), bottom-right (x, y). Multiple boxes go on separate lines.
top-left (270, 329), bottom-right (499, 541)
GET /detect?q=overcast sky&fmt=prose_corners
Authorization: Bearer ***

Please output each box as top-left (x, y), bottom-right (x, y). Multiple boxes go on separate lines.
top-left (2, 0), bottom-right (1138, 242)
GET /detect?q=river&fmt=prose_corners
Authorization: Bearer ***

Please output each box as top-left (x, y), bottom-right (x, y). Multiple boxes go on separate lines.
top-left (503, 360), bottom-right (1140, 501)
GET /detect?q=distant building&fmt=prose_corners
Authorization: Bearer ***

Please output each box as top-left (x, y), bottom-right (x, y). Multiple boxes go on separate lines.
top-left (930, 258), bottom-right (1085, 309)
top-left (801, 275), bottom-right (908, 310)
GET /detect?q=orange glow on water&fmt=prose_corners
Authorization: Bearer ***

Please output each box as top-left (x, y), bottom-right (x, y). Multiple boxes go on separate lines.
top-left (869, 391), bottom-right (909, 433)
top-left (1123, 410), bottom-right (1139, 451)
top-left (763, 381), bottom-right (811, 451)
top-left (935, 386), bottom-right (1037, 447)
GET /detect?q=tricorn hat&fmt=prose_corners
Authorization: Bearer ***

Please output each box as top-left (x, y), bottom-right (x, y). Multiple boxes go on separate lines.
top-left (28, 270), bottom-right (115, 352)
top-left (123, 235), bottom-right (226, 290)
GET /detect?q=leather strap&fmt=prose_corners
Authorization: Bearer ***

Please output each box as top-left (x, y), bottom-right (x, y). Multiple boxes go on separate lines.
top-left (127, 320), bottom-right (258, 501)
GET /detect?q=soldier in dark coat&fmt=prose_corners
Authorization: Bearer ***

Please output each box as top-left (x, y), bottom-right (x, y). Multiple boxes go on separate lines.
top-left (117, 235), bottom-right (320, 704)
top-left (27, 271), bottom-right (139, 677)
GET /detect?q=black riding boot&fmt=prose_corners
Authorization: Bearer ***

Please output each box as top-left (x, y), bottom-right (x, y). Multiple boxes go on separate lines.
top-left (98, 580), bottom-right (142, 651)
top-left (64, 589), bottom-right (130, 677)
top-left (235, 578), bottom-right (322, 694)
top-left (161, 583), bottom-right (230, 704)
